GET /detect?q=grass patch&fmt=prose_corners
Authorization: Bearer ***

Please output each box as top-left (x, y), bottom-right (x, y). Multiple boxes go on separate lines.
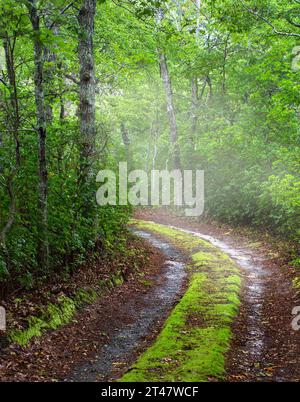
top-left (120, 220), bottom-right (241, 382)
top-left (9, 295), bottom-right (78, 346)
top-left (9, 274), bottom-right (123, 347)
top-left (139, 278), bottom-right (153, 287)
top-left (292, 277), bottom-right (300, 289)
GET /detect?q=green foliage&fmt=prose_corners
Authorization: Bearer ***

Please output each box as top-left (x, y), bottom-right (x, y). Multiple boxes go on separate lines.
top-left (258, 174), bottom-right (300, 237)
top-left (0, 1), bottom-right (131, 292)
top-left (0, 0), bottom-right (299, 295)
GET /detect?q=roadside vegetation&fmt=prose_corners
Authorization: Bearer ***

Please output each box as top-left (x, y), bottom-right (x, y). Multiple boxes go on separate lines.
top-left (2, 234), bottom-right (150, 347)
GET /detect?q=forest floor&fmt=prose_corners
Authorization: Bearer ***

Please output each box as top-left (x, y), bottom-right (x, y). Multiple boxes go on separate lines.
top-left (0, 236), bottom-right (185, 381)
top-left (0, 208), bottom-right (299, 382)
top-left (134, 208), bottom-right (300, 382)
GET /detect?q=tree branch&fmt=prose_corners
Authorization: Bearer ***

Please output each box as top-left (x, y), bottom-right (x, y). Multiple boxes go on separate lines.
top-left (49, 2), bottom-right (76, 28)
top-left (64, 73), bottom-right (79, 85)
top-left (241, 1), bottom-right (300, 38)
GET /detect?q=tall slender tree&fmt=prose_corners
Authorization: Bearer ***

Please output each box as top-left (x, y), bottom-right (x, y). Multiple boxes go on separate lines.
top-left (0, 31), bottom-right (21, 249)
top-left (156, 8), bottom-right (181, 169)
top-left (28, 0), bottom-right (49, 270)
top-left (77, 0), bottom-right (97, 210)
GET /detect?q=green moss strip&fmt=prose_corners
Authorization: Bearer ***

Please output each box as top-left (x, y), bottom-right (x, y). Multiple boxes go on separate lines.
top-left (120, 220), bottom-right (241, 382)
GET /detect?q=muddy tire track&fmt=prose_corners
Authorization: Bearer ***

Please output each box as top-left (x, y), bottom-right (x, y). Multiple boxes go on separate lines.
top-left (135, 210), bottom-right (300, 382)
top-left (68, 230), bottom-right (187, 382)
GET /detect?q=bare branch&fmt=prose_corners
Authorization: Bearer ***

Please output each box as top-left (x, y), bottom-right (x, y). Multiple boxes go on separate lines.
top-left (64, 73), bottom-right (79, 85)
top-left (0, 77), bottom-right (8, 87)
top-left (49, 2), bottom-right (76, 28)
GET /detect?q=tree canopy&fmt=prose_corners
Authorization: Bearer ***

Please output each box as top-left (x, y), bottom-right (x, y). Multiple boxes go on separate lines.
top-left (0, 0), bottom-right (299, 294)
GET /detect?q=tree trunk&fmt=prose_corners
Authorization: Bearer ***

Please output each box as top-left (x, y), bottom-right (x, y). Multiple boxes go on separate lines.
top-left (3, 35), bottom-right (21, 167)
top-left (0, 174), bottom-right (16, 248)
top-left (43, 21), bottom-right (59, 123)
top-left (222, 34), bottom-right (230, 97)
top-left (77, 0), bottom-right (96, 192)
top-left (190, 76), bottom-right (198, 148)
top-left (28, 0), bottom-right (49, 270)
top-left (195, 0), bottom-right (202, 42)
top-left (158, 51), bottom-right (181, 170)
top-left (120, 122), bottom-right (131, 170)
top-left (0, 34), bottom-right (21, 248)
top-left (152, 131), bottom-right (158, 171)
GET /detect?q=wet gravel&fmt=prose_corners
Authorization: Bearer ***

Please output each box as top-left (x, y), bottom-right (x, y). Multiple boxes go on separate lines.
top-left (68, 230), bottom-right (187, 382)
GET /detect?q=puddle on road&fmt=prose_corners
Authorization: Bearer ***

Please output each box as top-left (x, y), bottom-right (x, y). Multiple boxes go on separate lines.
top-left (68, 230), bottom-right (186, 382)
